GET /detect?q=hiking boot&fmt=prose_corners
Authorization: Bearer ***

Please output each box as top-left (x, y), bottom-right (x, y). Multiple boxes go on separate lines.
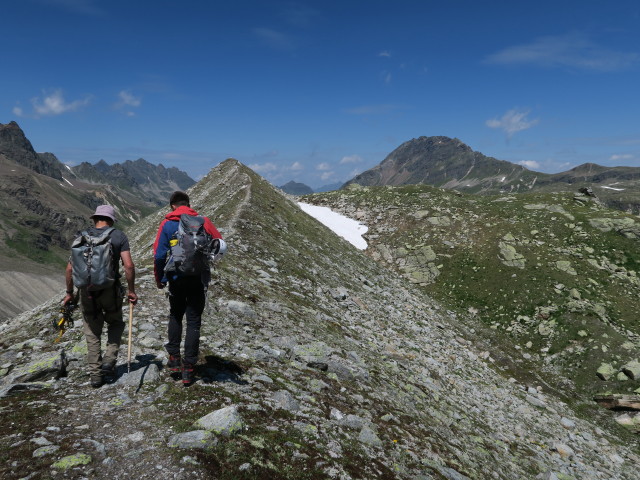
top-left (90, 374), bottom-right (104, 388)
top-left (167, 354), bottom-right (182, 373)
top-left (101, 361), bottom-right (116, 382)
top-left (182, 363), bottom-right (195, 385)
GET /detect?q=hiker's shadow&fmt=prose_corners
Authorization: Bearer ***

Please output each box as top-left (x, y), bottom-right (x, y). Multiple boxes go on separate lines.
top-left (198, 355), bottom-right (248, 385)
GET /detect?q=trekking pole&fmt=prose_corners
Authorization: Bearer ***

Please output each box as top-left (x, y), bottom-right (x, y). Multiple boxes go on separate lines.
top-left (127, 301), bottom-right (134, 373)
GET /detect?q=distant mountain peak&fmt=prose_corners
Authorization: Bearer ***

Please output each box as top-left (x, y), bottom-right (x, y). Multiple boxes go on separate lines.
top-left (72, 157), bottom-right (196, 205)
top-left (345, 135), bottom-right (532, 193)
top-left (279, 180), bottom-right (314, 195)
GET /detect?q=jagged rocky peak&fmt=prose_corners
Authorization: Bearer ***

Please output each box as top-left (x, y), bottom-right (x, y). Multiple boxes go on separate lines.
top-left (0, 121), bottom-right (63, 180)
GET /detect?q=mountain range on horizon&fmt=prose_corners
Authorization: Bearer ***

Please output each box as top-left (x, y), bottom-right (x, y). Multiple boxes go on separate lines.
top-left (0, 121), bottom-right (196, 317)
top-left (2, 120), bottom-right (640, 319)
top-left (281, 136), bottom-right (640, 215)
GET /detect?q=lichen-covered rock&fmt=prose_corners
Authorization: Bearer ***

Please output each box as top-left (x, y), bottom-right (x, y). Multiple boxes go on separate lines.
top-left (498, 242), bottom-right (525, 268)
top-left (621, 360), bottom-right (640, 380)
top-left (555, 260), bottom-right (577, 276)
top-left (597, 363), bottom-right (617, 381)
top-left (52, 453), bottom-right (92, 470)
top-left (194, 405), bottom-right (245, 436)
top-left (167, 430), bottom-right (218, 449)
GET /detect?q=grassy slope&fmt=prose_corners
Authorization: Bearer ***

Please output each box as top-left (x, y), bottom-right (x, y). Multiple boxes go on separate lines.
top-left (302, 185), bottom-right (640, 399)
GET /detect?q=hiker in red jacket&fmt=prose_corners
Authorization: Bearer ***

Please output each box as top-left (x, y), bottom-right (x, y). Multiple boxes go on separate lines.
top-left (153, 191), bottom-right (223, 385)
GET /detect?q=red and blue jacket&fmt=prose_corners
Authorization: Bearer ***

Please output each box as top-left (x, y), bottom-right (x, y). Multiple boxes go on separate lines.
top-left (153, 206), bottom-right (222, 284)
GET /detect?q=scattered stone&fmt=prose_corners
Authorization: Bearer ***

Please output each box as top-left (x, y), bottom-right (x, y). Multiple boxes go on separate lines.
top-left (596, 363), bottom-right (616, 381)
top-left (33, 445), bottom-right (60, 457)
top-left (621, 360), bottom-right (640, 380)
top-left (553, 443), bottom-right (575, 459)
top-left (167, 430), bottom-right (218, 450)
top-left (225, 300), bottom-right (258, 319)
top-left (358, 426), bottom-right (383, 447)
top-left (526, 395), bottom-right (547, 409)
top-left (116, 363), bottom-right (160, 387)
top-left (194, 405), bottom-right (245, 436)
top-left (52, 453), bottom-right (92, 470)
top-left (272, 390), bottom-right (300, 412)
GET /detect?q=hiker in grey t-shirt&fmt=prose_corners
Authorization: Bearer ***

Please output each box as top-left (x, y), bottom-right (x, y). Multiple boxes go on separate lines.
top-left (62, 205), bottom-right (138, 388)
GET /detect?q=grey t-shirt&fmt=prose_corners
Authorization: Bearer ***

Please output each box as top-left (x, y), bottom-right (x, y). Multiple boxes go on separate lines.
top-left (86, 226), bottom-right (130, 278)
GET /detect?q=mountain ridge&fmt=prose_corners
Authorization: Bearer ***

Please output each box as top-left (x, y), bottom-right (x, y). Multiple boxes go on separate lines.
top-left (344, 136), bottom-right (640, 214)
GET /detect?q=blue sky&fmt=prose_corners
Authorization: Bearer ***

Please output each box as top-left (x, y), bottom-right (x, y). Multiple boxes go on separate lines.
top-left (3, 1), bottom-right (640, 188)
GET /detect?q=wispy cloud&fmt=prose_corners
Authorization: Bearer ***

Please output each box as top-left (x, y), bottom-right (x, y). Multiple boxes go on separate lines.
top-left (344, 104), bottom-right (405, 115)
top-left (24, 89), bottom-right (92, 117)
top-left (340, 154), bottom-right (363, 164)
top-left (290, 161), bottom-right (304, 171)
top-left (610, 154), bottom-right (634, 161)
top-left (248, 162), bottom-right (279, 174)
top-left (253, 28), bottom-right (295, 50)
top-left (320, 170), bottom-right (335, 181)
top-left (519, 160), bottom-right (540, 170)
top-left (486, 108), bottom-right (539, 138)
top-left (378, 50), bottom-right (391, 58)
top-left (485, 32), bottom-right (639, 72)
top-left (316, 162), bottom-right (331, 171)
top-left (114, 90), bottom-right (141, 116)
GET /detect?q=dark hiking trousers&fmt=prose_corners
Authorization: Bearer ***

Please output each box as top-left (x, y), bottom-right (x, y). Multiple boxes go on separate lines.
top-left (80, 283), bottom-right (125, 377)
top-left (166, 276), bottom-right (206, 366)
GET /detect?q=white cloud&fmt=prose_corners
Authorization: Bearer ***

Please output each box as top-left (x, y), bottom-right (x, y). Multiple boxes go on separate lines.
top-left (378, 50), bottom-right (391, 58)
top-left (486, 109), bottom-right (538, 138)
top-left (485, 32), bottom-right (638, 72)
top-left (12, 106), bottom-right (24, 117)
top-left (320, 171), bottom-right (335, 181)
top-left (519, 160), bottom-right (540, 169)
top-left (316, 162), bottom-right (331, 171)
top-left (290, 161), bottom-right (304, 171)
top-left (114, 90), bottom-right (141, 116)
top-left (340, 154), bottom-right (363, 164)
top-left (116, 90), bottom-right (141, 107)
top-left (31, 89), bottom-right (91, 116)
top-left (248, 162), bottom-right (279, 174)
top-left (610, 154), bottom-right (633, 161)
top-left (382, 71), bottom-right (392, 84)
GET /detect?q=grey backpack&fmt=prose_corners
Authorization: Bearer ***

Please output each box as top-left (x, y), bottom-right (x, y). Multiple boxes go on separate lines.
top-left (70, 227), bottom-right (116, 291)
top-left (165, 214), bottom-right (213, 276)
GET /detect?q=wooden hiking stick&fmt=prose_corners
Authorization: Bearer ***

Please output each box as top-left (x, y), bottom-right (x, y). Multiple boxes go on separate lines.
top-left (127, 301), bottom-right (134, 373)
